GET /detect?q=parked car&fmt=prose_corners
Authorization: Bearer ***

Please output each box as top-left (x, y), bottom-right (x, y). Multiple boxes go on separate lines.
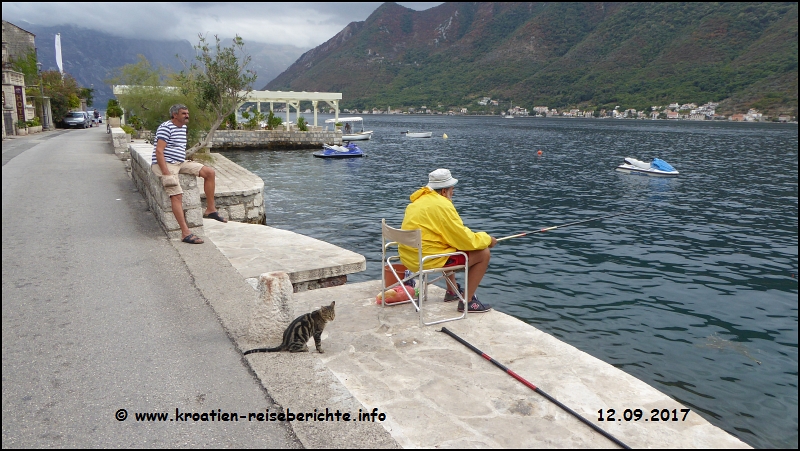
top-left (63, 111), bottom-right (90, 129)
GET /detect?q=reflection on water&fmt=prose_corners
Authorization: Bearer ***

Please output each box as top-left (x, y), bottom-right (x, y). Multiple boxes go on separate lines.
top-left (224, 116), bottom-right (798, 448)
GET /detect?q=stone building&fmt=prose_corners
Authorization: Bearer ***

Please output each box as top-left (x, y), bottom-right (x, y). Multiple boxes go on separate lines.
top-left (2, 20), bottom-right (51, 137)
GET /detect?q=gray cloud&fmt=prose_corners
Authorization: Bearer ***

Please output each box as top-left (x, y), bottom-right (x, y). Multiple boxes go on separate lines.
top-left (3, 2), bottom-right (441, 49)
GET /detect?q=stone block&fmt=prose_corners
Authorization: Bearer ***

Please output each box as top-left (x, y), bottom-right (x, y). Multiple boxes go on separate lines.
top-left (182, 186), bottom-right (201, 208)
top-left (162, 210), bottom-right (180, 231)
top-left (185, 207), bottom-right (203, 228)
top-left (248, 272), bottom-right (294, 342)
top-left (229, 204), bottom-right (246, 220)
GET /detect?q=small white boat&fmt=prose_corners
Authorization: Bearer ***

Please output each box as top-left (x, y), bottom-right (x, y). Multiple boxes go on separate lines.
top-left (616, 157), bottom-right (679, 177)
top-left (326, 117), bottom-right (373, 141)
top-left (401, 131), bottom-right (432, 138)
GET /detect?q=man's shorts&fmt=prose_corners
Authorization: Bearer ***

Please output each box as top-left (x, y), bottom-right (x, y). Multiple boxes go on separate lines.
top-left (444, 254), bottom-right (467, 267)
top-left (151, 161), bottom-right (204, 197)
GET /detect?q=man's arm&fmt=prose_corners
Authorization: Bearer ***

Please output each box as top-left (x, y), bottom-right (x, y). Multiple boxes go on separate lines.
top-left (437, 203), bottom-right (494, 251)
top-left (155, 138), bottom-right (170, 176)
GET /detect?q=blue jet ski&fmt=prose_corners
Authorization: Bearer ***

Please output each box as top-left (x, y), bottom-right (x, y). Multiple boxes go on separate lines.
top-left (313, 142), bottom-right (365, 158)
top-left (616, 157), bottom-right (678, 177)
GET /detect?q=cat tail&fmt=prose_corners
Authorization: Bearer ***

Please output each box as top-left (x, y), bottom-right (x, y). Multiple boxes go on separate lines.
top-left (243, 345), bottom-right (283, 355)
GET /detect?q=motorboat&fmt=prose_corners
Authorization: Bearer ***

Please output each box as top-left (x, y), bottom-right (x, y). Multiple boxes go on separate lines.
top-left (313, 142), bottom-right (365, 158)
top-left (401, 131), bottom-right (432, 138)
top-left (325, 117), bottom-right (373, 141)
top-left (616, 157), bottom-right (679, 177)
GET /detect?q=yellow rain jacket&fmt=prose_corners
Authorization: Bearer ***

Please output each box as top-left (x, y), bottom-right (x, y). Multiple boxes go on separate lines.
top-left (398, 187), bottom-right (492, 270)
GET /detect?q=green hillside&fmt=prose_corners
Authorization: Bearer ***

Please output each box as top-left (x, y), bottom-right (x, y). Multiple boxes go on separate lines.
top-left (266, 2), bottom-right (798, 116)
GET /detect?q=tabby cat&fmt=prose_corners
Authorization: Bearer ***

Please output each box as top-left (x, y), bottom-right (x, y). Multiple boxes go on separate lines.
top-left (243, 301), bottom-right (335, 355)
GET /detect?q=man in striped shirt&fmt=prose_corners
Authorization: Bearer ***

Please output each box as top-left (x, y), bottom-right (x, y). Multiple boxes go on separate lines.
top-left (151, 104), bottom-right (227, 244)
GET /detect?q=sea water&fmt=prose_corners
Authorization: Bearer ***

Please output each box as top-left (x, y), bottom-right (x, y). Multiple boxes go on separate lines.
top-left (223, 115), bottom-right (798, 449)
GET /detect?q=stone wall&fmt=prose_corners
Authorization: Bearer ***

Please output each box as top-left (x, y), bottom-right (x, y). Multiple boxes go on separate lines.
top-left (200, 153), bottom-right (265, 225)
top-left (128, 141), bottom-right (266, 237)
top-left (208, 129), bottom-right (341, 150)
top-left (110, 127), bottom-right (131, 160)
top-left (129, 141), bottom-right (203, 240)
top-left (2, 21), bottom-right (36, 61)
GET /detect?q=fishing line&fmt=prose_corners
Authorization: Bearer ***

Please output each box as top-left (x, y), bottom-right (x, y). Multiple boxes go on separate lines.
top-left (497, 212), bottom-right (629, 242)
top-left (439, 327), bottom-right (631, 449)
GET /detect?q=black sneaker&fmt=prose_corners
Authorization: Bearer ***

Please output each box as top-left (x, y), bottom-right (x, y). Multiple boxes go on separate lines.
top-left (457, 295), bottom-right (492, 313)
top-left (443, 283), bottom-right (463, 302)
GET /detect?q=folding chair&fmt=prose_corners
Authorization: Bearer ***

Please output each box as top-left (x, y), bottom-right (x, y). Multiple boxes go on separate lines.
top-left (381, 218), bottom-right (469, 326)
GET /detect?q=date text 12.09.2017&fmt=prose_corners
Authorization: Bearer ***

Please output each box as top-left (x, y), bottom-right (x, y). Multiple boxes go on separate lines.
top-left (598, 408), bottom-right (691, 422)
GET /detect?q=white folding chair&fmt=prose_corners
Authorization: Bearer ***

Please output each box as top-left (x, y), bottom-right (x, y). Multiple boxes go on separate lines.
top-left (381, 219), bottom-right (468, 326)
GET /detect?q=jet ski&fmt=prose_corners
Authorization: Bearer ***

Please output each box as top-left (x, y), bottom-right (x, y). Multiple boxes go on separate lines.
top-left (313, 142), bottom-right (365, 158)
top-left (616, 157), bottom-right (678, 177)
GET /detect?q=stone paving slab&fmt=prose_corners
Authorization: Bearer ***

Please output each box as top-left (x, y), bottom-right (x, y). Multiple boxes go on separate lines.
top-left (203, 218), bottom-right (366, 285)
top-left (198, 153), bottom-right (264, 198)
top-left (278, 280), bottom-right (751, 449)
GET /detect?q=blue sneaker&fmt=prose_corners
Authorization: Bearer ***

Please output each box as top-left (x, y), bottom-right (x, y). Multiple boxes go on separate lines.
top-left (443, 283), bottom-right (463, 302)
top-left (458, 295), bottom-right (492, 313)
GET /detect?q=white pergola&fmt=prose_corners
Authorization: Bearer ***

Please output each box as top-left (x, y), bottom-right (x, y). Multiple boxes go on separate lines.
top-left (239, 90), bottom-right (342, 126)
top-left (113, 86), bottom-right (343, 127)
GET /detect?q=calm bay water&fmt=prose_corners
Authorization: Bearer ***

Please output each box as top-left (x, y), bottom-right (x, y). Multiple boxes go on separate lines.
top-left (223, 116), bottom-right (798, 448)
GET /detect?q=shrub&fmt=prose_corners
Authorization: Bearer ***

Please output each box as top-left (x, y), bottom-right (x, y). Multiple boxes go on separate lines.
top-left (297, 116), bottom-right (308, 131)
top-left (127, 115), bottom-right (145, 130)
top-left (107, 99), bottom-right (124, 118)
top-left (120, 125), bottom-right (135, 134)
top-left (266, 110), bottom-right (282, 130)
top-left (241, 109), bottom-right (266, 130)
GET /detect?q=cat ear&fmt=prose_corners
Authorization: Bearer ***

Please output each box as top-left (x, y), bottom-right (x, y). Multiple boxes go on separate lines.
top-left (330, 301), bottom-right (335, 308)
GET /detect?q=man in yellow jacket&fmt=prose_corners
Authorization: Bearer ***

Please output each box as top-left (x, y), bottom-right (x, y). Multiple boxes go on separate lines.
top-left (399, 169), bottom-right (497, 313)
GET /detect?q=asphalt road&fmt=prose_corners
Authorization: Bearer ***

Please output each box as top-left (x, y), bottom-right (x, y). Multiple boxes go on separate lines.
top-left (1, 128), bottom-right (301, 448)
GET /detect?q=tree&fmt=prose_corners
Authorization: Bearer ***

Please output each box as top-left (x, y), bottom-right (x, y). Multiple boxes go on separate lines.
top-left (11, 48), bottom-right (49, 124)
top-left (176, 34), bottom-right (257, 158)
top-left (107, 55), bottom-right (186, 133)
top-left (41, 70), bottom-right (82, 126)
top-left (79, 87), bottom-right (95, 107)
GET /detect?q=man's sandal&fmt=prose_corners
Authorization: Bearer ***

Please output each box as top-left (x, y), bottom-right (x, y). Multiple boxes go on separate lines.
top-left (203, 211), bottom-right (228, 223)
top-left (182, 233), bottom-right (204, 244)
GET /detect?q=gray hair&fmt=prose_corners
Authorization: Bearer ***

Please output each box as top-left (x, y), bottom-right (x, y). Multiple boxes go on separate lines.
top-left (169, 104), bottom-right (188, 117)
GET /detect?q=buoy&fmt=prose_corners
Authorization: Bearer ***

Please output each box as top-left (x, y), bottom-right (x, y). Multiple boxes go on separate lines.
top-left (443, 133), bottom-right (448, 139)
top-left (537, 150), bottom-right (543, 156)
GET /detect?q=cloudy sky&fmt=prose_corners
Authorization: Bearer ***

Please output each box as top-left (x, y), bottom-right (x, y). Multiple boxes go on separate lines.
top-left (4, 2), bottom-right (442, 50)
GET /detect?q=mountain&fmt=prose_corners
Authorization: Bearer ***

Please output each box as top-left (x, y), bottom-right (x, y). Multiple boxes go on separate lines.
top-left (266, 2), bottom-right (798, 116)
top-left (14, 21), bottom-right (307, 109)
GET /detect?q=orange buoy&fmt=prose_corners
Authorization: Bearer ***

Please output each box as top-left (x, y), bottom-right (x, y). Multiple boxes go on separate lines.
top-left (537, 150), bottom-right (543, 156)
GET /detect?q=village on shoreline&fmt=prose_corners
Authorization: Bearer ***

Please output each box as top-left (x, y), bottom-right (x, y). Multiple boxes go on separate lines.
top-left (331, 99), bottom-right (797, 123)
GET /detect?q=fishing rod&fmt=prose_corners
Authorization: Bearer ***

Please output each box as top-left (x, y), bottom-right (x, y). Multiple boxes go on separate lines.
top-left (440, 327), bottom-right (631, 449)
top-left (497, 212), bottom-right (628, 242)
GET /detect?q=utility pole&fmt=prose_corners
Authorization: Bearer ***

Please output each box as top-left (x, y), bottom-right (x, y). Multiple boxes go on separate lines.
top-left (34, 46), bottom-right (50, 130)
top-left (36, 60), bottom-right (50, 130)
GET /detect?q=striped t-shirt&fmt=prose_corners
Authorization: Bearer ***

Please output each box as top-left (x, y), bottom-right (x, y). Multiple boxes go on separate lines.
top-left (152, 120), bottom-right (187, 164)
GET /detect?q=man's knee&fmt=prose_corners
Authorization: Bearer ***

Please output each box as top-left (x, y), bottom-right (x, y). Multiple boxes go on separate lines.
top-left (199, 166), bottom-right (215, 178)
top-left (468, 248), bottom-right (491, 265)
